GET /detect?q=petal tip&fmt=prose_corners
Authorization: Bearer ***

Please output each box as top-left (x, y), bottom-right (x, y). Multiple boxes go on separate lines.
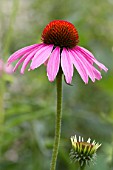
top-left (28, 68), bottom-right (31, 71)
top-left (105, 67), bottom-right (108, 72)
top-left (13, 69), bottom-right (16, 72)
top-left (20, 71), bottom-right (24, 74)
top-left (47, 75), bottom-right (55, 82)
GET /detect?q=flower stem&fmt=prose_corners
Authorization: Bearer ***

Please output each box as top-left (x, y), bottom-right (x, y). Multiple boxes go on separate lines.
top-left (50, 68), bottom-right (62, 170)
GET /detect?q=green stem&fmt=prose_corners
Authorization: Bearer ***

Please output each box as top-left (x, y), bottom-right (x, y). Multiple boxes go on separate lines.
top-left (50, 69), bottom-right (62, 170)
top-left (79, 164), bottom-right (86, 170)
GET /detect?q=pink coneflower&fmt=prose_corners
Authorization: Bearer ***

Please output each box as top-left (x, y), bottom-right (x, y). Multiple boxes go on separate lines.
top-left (7, 20), bottom-right (108, 84)
top-left (0, 59), bottom-right (13, 76)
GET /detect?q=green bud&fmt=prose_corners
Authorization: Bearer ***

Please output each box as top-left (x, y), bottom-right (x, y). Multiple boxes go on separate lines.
top-left (70, 135), bottom-right (101, 168)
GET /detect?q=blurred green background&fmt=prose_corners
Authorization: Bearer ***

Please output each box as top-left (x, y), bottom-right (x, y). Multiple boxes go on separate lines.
top-left (0, 0), bottom-right (113, 170)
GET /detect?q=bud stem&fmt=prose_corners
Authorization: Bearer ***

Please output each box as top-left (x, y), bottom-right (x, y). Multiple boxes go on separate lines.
top-left (79, 164), bottom-right (86, 170)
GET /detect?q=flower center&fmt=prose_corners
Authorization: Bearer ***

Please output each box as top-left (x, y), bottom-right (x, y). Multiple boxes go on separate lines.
top-left (41, 20), bottom-right (79, 49)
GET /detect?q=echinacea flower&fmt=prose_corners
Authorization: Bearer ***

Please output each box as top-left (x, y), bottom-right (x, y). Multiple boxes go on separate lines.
top-left (7, 20), bottom-right (108, 84)
top-left (0, 59), bottom-right (13, 76)
top-left (70, 135), bottom-right (101, 167)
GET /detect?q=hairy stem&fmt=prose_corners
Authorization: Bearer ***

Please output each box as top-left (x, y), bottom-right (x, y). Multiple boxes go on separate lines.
top-left (50, 68), bottom-right (62, 170)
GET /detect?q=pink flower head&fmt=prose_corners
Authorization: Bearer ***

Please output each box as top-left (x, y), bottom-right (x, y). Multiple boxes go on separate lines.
top-left (0, 59), bottom-right (13, 76)
top-left (7, 20), bottom-right (108, 84)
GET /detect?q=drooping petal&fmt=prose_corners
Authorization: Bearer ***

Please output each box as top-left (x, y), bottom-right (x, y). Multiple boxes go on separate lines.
top-left (21, 48), bottom-right (40, 74)
top-left (8, 43), bottom-right (43, 64)
top-left (61, 48), bottom-right (73, 84)
top-left (13, 45), bottom-right (43, 72)
top-left (76, 46), bottom-right (108, 72)
top-left (92, 59), bottom-right (108, 72)
top-left (76, 46), bottom-right (95, 59)
top-left (44, 59), bottom-right (49, 66)
top-left (75, 49), bottom-right (104, 81)
top-left (76, 46), bottom-right (94, 64)
top-left (13, 53), bottom-right (29, 72)
top-left (73, 50), bottom-right (96, 82)
top-left (69, 50), bottom-right (88, 84)
top-left (47, 47), bottom-right (60, 82)
top-left (92, 68), bottom-right (102, 80)
top-left (30, 45), bottom-right (53, 70)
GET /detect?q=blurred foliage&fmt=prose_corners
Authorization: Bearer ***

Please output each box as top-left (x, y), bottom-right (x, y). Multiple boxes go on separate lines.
top-left (0, 0), bottom-right (113, 170)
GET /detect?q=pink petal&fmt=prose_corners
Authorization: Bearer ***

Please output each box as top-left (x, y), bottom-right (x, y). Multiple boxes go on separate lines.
top-left (76, 46), bottom-right (95, 59)
top-left (44, 59), bottom-right (49, 66)
top-left (73, 50), bottom-right (96, 82)
top-left (76, 46), bottom-right (108, 72)
top-left (61, 48), bottom-right (73, 84)
top-left (47, 47), bottom-right (60, 82)
top-left (30, 45), bottom-right (53, 69)
top-left (92, 59), bottom-right (108, 72)
top-left (76, 46), bottom-right (94, 64)
top-left (13, 53), bottom-right (28, 72)
top-left (13, 46), bottom-right (43, 72)
top-left (92, 68), bottom-right (102, 80)
top-left (21, 48), bottom-right (40, 74)
top-left (69, 50), bottom-right (88, 84)
top-left (8, 43), bottom-right (43, 64)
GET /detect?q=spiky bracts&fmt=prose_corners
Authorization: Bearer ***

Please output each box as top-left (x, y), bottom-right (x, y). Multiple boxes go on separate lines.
top-left (70, 135), bottom-right (101, 167)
